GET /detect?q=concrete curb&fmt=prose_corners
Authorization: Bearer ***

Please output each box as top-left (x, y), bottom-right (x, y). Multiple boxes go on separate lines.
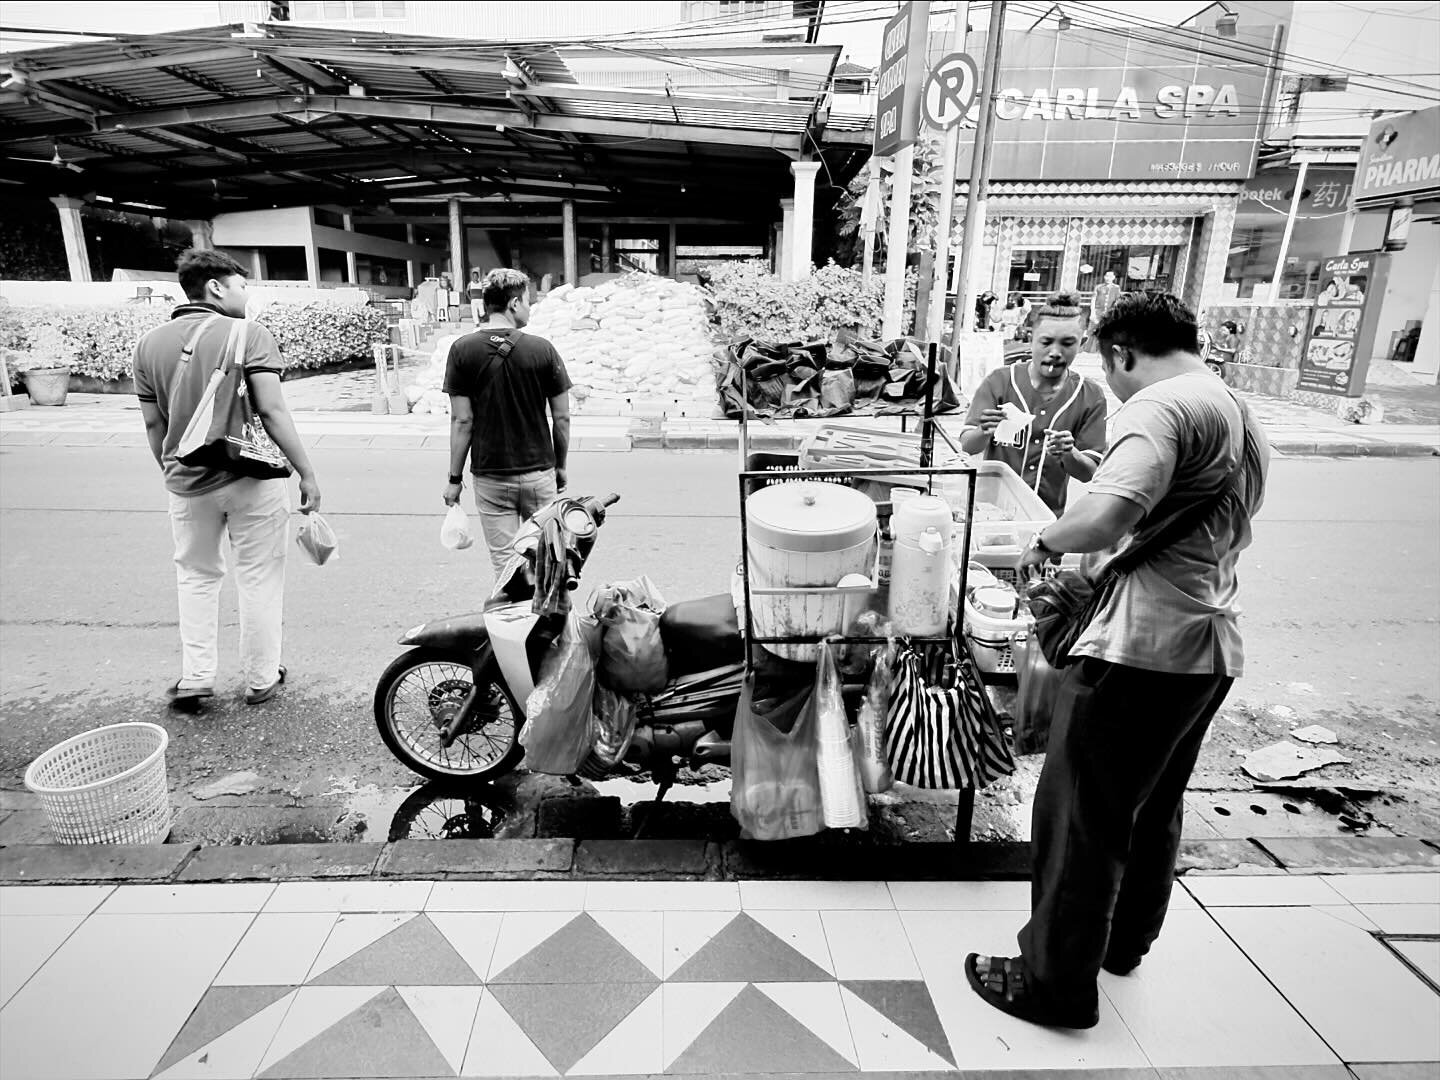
top-left (1, 835), bottom-right (1435, 885)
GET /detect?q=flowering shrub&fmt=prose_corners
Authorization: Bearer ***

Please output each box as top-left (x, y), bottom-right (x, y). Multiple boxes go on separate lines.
top-left (707, 261), bottom-right (917, 342)
top-left (0, 301), bottom-right (386, 383)
top-left (258, 302), bottom-right (388, 371)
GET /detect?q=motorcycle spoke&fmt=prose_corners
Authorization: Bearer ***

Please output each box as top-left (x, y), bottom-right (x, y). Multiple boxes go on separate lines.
top-left (388, 660), bottom-right (515, 775)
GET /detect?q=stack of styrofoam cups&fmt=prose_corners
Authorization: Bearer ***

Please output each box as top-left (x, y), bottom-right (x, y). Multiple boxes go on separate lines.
top-left (816, 644), bottom-right (866, 829)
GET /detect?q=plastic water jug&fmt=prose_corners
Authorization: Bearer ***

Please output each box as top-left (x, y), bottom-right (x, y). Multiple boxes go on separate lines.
top-left (888, 494), bottom-right (953, 636)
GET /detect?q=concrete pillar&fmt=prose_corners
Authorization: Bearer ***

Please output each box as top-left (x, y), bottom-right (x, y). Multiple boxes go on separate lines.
top-left (448, 197), bottom-right (465, 284)
top-left (342, 213), bottom-right (359, 283)
top-left (788, 161), bottom-right (821, 281)
top-left (562, 200), bottom-right (578, 286)
top-left (668, 223), bottom-right (678, 279)
top-left (49, 196), bottom-right (92, 283)
top-left (778, 198), bottom-right (795, 282)
top-left (601, 224), bottom-right (612, 273)
top-left (1061, 217), bottom-right (1084, 292)
top-left (303, 241), bottom-right (320, 287)
top-left (185, 219), bottom-right (214, 251)
top-left (405, 224), bottom-right (419, 288)
top-left (250, 250), bottom-right (265, 279)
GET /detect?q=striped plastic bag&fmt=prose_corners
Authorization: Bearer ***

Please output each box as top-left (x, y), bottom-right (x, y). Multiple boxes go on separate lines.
top-left (884, 642), bottom-right (1015, 790)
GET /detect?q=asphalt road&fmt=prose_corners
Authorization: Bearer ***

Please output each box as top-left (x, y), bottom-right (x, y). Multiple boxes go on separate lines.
top-left (1, 445), bottom-right (1437, 836)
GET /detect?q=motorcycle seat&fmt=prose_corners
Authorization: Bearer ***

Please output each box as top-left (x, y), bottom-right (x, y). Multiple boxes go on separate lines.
top-left (660, 593), bottom-right (744, 678)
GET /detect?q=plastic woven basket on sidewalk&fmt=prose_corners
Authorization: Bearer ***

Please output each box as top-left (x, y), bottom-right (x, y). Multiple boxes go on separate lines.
top-left (23, 723), bottom-right (171, 845)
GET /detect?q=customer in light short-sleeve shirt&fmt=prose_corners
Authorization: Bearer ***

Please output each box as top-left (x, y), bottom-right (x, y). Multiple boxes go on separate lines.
top-left (963, 293), bottom-right (1268, 1032)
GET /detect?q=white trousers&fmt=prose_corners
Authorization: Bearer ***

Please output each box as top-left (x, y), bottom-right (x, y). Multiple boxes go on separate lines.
top-left (168, 477), bottom-right (290, 691)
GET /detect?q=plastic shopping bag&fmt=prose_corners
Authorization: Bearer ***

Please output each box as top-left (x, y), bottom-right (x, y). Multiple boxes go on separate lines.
top-left (588, 685), bottom-right (639, 771)
top-left (815, 643), bottom-right (866, 830)
top-left (591, 576), bottom-right (669, 694)
top-left (440, 504), bottom-right (474, 551)
top-left (730, 676), bottom-right (824, 841)
top-left (856, 642), bottom-right (895, 793)
top-left (1012, 630), bottom-right (1064, 755)
top-left (296, 513), bottom-right (338, 566)
top-left (519, 611), bottom-right (601, 774)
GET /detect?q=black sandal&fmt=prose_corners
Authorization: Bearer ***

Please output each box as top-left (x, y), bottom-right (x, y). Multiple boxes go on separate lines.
top-left (964, 953), bottom-right (1099, 1029)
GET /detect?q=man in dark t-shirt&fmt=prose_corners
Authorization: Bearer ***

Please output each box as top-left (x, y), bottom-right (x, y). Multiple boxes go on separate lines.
top-left (443, 268), bottom-right (572, 578)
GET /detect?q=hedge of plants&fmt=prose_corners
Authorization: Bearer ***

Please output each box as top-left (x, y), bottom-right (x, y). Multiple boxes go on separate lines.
top-left (706, 260), bottom-right (917, 344)
top-left (0, 301), bottom-right (388, 383)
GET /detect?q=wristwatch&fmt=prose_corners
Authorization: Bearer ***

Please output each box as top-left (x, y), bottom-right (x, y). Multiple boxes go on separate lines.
top-left (1027, 531), bottom-right (1059, 557)
top-left (448, 474), bottom-right (464, 486)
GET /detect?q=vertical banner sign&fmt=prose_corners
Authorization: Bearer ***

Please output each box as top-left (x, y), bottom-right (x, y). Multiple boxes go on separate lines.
top-left (874, 2), bottom-right (929, 157)
top-left (1296, 252), bottom-right (1385, 396)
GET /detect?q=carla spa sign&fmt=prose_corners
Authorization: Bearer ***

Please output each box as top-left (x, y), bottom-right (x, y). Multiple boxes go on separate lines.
top-left (953, 22), bottom-right (1284, 181)
top-left (993, 82), bottom-right (1242, 122)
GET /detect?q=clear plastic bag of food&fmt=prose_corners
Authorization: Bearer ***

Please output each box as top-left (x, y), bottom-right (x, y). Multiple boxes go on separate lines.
top-left (589, 684), bottom-right (639, 769)
top-left (730, 678), bottom-right (823, 841)
top-left (519, 611), bottom-right (601, 774)
top-left (440, 504), bottom-right (474, 551)
top-left (296, 513), bottom-right (338, 565)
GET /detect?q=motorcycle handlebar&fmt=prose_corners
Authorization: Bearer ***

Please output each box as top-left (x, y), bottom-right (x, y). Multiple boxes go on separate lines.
top-left (602, 493), bottom-right (621, 507)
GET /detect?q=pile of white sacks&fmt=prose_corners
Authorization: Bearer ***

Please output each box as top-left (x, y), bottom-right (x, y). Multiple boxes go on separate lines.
top-left (525, 275), bottom-right (718, 413)
top-left (402, 273), bottom-right (719, 416)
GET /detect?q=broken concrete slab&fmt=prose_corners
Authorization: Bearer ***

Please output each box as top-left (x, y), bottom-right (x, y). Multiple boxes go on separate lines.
top-left (1254, 836), bottom-right (1440, 871)
top-left (0, 843), bottom-right (197, 883)
top-left (1243, 740), bottom-right (1352, 782)
top-left (1291, 725), bottom-right (1340, 745)
top-left (191, 771), bottom-right (263, 800)
top-left (177, 842), bottom-right (381, 882)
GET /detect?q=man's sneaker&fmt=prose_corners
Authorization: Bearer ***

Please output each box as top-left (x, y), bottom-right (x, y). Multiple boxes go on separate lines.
top-left (245, 666), bottom-right (287, 706)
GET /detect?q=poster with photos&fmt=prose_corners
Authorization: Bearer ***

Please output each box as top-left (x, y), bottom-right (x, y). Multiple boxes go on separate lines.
top-left (1297, 253), bottom-right (1377, 395)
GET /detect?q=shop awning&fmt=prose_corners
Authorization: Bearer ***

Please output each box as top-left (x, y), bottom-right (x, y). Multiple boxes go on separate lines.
top-left (0, 24), bottom-right (871, 220)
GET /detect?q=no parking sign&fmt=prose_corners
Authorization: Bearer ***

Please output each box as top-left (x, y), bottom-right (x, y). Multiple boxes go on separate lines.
top-left (923, 53), bottom-right (979, 130)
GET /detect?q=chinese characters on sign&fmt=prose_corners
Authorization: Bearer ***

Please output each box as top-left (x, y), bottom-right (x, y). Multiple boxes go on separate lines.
top-left (1297, 253), bottom-right (1380, 396)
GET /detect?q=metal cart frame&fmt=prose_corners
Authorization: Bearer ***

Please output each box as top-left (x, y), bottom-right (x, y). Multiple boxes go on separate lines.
top-left (734, 342), bottom-right (992, 844)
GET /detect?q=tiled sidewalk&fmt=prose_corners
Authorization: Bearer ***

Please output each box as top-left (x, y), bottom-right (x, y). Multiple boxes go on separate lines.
top-left (1, 874), bottom-right (1436, 1079)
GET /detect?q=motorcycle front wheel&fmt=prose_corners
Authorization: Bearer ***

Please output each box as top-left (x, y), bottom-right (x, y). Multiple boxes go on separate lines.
top-left (374, 647), bottom-right (523, 782)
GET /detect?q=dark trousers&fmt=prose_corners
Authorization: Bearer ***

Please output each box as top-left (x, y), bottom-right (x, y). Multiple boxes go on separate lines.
top-left (1017, 657), bottom-right (1233, 1008)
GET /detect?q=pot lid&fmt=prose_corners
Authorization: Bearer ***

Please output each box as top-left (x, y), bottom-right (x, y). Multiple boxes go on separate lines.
top-left (746, 482), bottom-right (877, 553)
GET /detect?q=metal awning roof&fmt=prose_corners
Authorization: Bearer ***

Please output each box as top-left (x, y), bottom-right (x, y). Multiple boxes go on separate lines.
top-left (0, 23), bottom-right (872, 219)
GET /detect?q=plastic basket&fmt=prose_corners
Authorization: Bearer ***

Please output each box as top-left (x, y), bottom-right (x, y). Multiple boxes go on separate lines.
top-left (957, 461), bottom-right (1056, 558)
top-left (24, 723), bottom-right (171, 845)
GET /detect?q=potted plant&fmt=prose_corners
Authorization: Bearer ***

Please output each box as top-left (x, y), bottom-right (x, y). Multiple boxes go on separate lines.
top-left (16, 324), bottom-right (81, 406)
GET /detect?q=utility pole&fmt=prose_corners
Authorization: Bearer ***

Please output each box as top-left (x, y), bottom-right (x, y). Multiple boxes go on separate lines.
top-left (880, 1), bottom-right (931, 339)
top-left (949, 0), bottom-right (1005, 351)
top-left (925, 0), bottom-right (970, 346)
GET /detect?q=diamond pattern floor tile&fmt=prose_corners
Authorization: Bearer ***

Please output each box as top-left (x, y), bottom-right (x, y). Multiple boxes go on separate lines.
top-left (487, 981), bottom-right (657, 1072)
top-left (461, 990), bottom-right (558, 1077)
top-left (838, 984), bottom-right (955, 1072)
top-left (661, 983), bottom-right (746, 1068)
top-left (307, 913), bottom-right (415, 980)
top-left (152, 985), bottom-right (297, 1077)
top-left (755, 982), bottom-right (858, 1066)
top-left (667, 983), bottom-right (858, 1074)
top-left (489, 912), bottom-right (659, 984)
top-left (670, 913), bottom-right (833, 982)
top-left (841, 980), bottom-right (954, 1066)
top-left (566, 985), bottom-right (665, 1076)
top-left (153, 993), bottom-right (298, 1080)
top-left (255, 986), bottom-right (387, 1076)
top-left (822, 910), bottom-right (921, 980)
top-left (259, 986), bottom-right (453, 1078)
top-left (396, 986), bottom-right (484, 1075)
top-left (308, 913), bottom-right (480, 986)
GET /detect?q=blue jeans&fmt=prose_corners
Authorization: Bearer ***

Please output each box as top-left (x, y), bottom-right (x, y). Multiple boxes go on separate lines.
top-left (472, 468), bottom-right (558, 578)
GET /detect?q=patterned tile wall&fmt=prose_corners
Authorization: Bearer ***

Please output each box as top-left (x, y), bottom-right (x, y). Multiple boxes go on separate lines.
top-left (1183, 198), bottom-right (1240, 311)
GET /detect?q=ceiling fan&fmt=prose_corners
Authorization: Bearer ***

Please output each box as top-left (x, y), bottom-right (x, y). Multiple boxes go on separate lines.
top-left (6, 146), bottom-right (84, 173)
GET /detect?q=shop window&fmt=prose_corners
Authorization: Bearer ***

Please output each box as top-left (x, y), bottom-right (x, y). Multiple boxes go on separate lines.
top-left (1008, 248), bottom-right (1062, 298)
top-left (1078, 244), bottom-right (1179, 295)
